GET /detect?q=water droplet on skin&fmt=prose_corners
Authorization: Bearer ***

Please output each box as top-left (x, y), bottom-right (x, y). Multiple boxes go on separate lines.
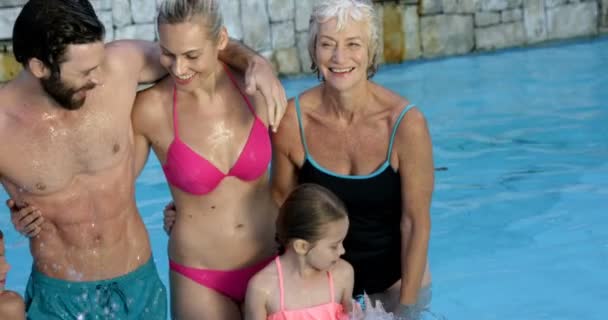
top-left (32, 160), bottom-right (42, 169)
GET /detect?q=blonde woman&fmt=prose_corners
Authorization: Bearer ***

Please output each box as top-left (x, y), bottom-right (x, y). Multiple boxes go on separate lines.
top-left (132, 0), bottom-right (279, 319)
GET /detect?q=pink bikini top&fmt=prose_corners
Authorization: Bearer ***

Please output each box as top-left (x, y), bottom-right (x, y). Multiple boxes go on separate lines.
top-left (162, 66), bottom-right (271, 195)
top-left (268, 257), bottom-right (347, 320)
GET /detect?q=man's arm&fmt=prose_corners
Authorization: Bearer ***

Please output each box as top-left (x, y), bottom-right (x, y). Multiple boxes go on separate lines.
top-left (105, 40), bottom-right (166, 84)
top-left (131, 89), bottom-right (158, 177)
top-left (220, 40), bottom-right (287, 132)
top-left (107, 39), bottom-right (287, 129)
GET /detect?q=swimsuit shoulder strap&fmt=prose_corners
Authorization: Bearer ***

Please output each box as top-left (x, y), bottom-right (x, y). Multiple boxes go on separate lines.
top-left (275, 256), bottom-right (285, 311)
top-left (327, 270), bottom-right (336, 304)
top-left (386, 103), bottom-right (416, 160)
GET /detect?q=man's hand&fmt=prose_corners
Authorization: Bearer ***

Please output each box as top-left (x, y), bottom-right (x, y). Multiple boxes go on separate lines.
top-left (163, 201), bottom-right (177, 235)
top-left (244, 56), bottom-right (287, 133)
top-left (6, 199), bottom-right (44, 238)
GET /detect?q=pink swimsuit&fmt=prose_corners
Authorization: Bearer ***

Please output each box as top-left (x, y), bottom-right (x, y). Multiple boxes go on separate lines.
top-left (162, 65), bottom-right (271, 195)
top-left (164, 65), bottom-right (273, 302)
top-left (268, 257), bottom-right (347, 320)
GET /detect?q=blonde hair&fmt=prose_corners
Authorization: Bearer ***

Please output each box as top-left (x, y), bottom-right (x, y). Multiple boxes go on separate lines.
top-left (308, 0), bottom-right (380, 79)
top-left (157, 0), bottom-right (223, 41)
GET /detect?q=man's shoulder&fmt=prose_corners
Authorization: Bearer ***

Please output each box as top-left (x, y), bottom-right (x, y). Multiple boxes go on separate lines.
top-left (132, 80), bottom-right (171, 132)
top-left (103, 40), bottom-right (146, 75)
top-left (134, 79), bottom-right (170, 110)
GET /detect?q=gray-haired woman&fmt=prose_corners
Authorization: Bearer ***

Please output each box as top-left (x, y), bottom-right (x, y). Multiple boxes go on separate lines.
top-left (271, 0), bottom-right (433, 318)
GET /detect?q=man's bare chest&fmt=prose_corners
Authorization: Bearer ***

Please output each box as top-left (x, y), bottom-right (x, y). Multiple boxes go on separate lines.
top-left (2, 113), bottom-right (132, 195)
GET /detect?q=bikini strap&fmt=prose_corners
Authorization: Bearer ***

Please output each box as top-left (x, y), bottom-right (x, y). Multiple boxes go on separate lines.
top-left (294, 95), bottom-right (310, 156)
top-left (327, 271), bottom-right (336, 304)
top-left (387, 103), bottom-right (416, 160)
top-left (222, 64), bottom-right (257, 115)
top-left (172, 86), bottom-right (179, 137)
top-left (274, 256), bottom-right (285, 311)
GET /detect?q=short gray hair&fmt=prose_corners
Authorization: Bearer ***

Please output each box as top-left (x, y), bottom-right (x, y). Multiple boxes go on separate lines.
top-left (157, 0), bottom-right (223, 41)
top-left (308, 0), bottom-right (380, 79)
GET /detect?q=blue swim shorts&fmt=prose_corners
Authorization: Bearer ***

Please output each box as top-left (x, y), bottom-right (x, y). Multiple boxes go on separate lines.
top-left (25, 257), bottom-right (167, 320)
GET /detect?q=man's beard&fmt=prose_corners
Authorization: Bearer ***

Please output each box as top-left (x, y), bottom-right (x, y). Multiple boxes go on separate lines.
top-left (41, 72), bottom-right (95, 110)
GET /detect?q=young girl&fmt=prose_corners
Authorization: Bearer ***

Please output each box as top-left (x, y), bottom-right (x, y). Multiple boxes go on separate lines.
top-left (0, 229), bottom-right (25, 320)
top-left (245, 184), bottom-right (353, 320)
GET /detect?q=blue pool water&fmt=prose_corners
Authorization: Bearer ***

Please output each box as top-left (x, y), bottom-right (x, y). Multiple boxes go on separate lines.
top-left (2, 37), bottom-right (607, 319)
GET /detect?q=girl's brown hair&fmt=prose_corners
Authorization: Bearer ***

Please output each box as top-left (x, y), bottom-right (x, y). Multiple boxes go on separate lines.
top-left (277, 183), bottom-right (348, 246)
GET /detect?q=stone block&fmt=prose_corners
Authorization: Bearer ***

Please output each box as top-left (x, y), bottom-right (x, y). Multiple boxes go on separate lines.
top-left (403, 5), bottom-right (421, 60)
top-left (545, 0), bottom-right (567, 8)
top-left (268, 0), bottom-right (294, 22)
top-left (383, 3), bottom-right (405, 63)
top-left (420, 14), bottom-right (474, 57)
top-left (475, 21), bottom-right (525, 50)
top-left (442, 0), bottom-right (479, 13)
top-left (375, 3), bottom-right (384, 64)
top-left (420, 0), bottom-right (443, 15)
top-left (271, 21), bottom-right (295, 49)
top-left (115, 23), bottom-right (156, 41)
top-left (112, 0), bottom-right (132, 27)
top-left (0, 52), bottom-right (21, 82)
top-left (523, 0), bottom-right (547, 43)
top-left (131, 0), bottom-right (156, 24)
top-left (91, 0), bottom-right (112, 11)
top-left (273, 47), bottom-right (301, 75)
top-left (98, 10), bottom-right (114, 42)
top-left (475, 11), bottom-right (501, 26)
top-left (241, 0), bottom-right (271, 51)
top-left (295, 0), bottom-right (316, 32)
top-left (0, 0), bottom-right (27, 6)
top-left (480, 0), bottom-right (522, 11)
top-left (547, 2), bottom-right (598, 39)
top-left (221, 0), bottom-right (243, 40)
top-left (0, 8), bottom-right (21, 40)
top-left (501, 8), bottom-right (523, 22)
top-left (296, 31), bottom-right (313, 73)
top-left (601, 0), bottom-right (608, 27)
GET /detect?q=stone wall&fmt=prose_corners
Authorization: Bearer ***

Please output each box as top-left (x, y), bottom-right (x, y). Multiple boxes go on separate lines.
top-left (1, 0), bottom-right (607, 82)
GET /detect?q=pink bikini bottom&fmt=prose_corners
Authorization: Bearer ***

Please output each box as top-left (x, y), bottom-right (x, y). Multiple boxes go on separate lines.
top-left (170, 255), bottom-right (275, 302)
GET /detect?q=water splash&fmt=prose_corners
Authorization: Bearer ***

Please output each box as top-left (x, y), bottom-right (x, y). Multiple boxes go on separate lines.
top-left (348, 294), bottom-right (447, 320)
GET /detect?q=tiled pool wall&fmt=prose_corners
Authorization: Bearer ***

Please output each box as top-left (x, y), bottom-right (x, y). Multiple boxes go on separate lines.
top-left (1, 0), bottom-right (607, 82)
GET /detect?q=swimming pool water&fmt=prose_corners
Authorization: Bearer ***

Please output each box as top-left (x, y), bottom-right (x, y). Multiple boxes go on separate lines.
top-left (2, 37), bottom-right (607, 319)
